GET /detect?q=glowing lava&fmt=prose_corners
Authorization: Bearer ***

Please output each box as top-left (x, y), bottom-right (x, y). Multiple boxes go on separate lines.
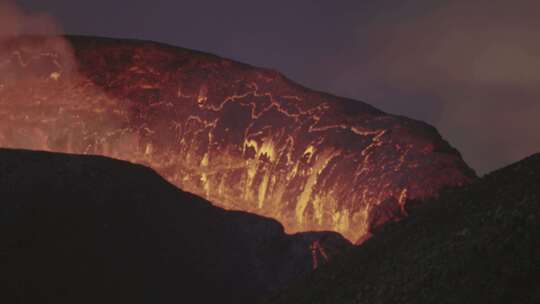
top-left (0, 36), bottom-right (475, 242)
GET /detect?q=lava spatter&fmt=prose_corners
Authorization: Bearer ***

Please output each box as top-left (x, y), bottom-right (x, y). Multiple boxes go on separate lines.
top-left (0, 36), bottom-right (476, 242)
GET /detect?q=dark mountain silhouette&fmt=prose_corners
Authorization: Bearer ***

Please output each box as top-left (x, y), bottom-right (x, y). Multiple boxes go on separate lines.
top-left (0, 148), bottom-right (351, 304)
top-left (263, 153), bottom-right (540, 304)
top-left (0, 35), bottom-right (475, 242)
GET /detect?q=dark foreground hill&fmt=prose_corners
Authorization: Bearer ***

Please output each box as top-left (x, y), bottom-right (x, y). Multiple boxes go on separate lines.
top-left (0, 148), bottom-right (351, 304)
top-left (263, 154), bottom-right (540, 304)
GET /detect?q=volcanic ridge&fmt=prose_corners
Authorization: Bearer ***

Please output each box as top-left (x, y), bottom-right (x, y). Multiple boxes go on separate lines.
top-left (0, 35), bottom-right (475, 242)
top-left (0, 148), bottom-right (352, 304)
top-left (263, 153), bottom-right (540, 304)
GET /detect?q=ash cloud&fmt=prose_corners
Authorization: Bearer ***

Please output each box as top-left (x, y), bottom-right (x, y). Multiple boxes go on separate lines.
top-left (0, 0), bottom-right (62, 37)
top-left (0, 0), bottom-right (77, 87)
top-left (0, 1), bottom-right (116, 151)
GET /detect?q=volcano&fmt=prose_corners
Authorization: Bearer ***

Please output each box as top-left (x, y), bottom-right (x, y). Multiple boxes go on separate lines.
top-left (0, 35), bottom-right (475, 242)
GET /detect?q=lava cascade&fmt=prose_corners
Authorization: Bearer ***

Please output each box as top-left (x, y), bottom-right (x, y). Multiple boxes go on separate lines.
top-left (0, 36), bottom-right (475, 242)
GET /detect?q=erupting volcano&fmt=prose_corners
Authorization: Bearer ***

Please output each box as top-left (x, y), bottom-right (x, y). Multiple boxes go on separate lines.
top-left (0, 35), bottom-right (475, 242)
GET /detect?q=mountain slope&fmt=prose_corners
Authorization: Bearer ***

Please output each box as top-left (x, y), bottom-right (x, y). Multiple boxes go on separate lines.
top-left (0, 35), bottom-right (475, 242)
top-left (263, 153), bottom-right (540, 304)
top-left (0, 148), bottom-right (351, 304)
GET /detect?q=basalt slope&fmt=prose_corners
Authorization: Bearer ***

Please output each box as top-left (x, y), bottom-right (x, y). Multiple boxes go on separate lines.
top-left (262, 153), bottom-right (540, 304)
top-left (0, 148), bottom-right (352, 304)
top-left (0, 35), bottom-right (475, 242)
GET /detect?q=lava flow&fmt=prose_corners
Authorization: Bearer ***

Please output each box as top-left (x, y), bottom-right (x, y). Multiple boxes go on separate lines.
top-left (0, 35), bottom-right (475, 242)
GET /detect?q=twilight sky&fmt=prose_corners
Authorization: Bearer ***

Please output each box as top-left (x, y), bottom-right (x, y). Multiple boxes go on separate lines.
top-left (11, 0), bottom-right (540, 174)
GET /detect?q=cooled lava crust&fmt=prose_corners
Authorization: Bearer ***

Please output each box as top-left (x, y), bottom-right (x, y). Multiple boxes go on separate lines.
top-left (0, 35), bottom-right (475, 242)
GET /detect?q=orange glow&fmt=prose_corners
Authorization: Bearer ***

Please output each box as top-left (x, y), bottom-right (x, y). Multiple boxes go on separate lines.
top-left (0, 36), bottom-right (475, 242)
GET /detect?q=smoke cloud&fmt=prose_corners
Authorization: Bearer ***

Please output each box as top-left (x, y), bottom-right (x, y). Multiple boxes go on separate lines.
top-left (0, 0), bottom-right (62, 37)
top-left (0, 0), bottom-right (77, 86)
top-left (0, 1), bottom-right (116, 151)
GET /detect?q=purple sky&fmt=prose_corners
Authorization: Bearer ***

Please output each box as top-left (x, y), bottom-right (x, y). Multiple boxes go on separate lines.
top-left (12, 0), bottom-right (540, 174)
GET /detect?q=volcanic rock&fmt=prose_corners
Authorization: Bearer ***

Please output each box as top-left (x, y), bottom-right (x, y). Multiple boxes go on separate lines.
top-left (0, 148), bottom-right (352, 304)
top-left (0, 35), bottom-right (475, 242)
top-left (262, 153), bottom-right (540, 304)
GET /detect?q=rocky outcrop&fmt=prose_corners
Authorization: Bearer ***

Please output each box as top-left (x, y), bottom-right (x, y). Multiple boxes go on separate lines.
top-left (263, 153), bottom-right (540, 304)
top-left (0, 148), bottom-right (351, 304)
top-left (0, 35), bottom-right (475, 241)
